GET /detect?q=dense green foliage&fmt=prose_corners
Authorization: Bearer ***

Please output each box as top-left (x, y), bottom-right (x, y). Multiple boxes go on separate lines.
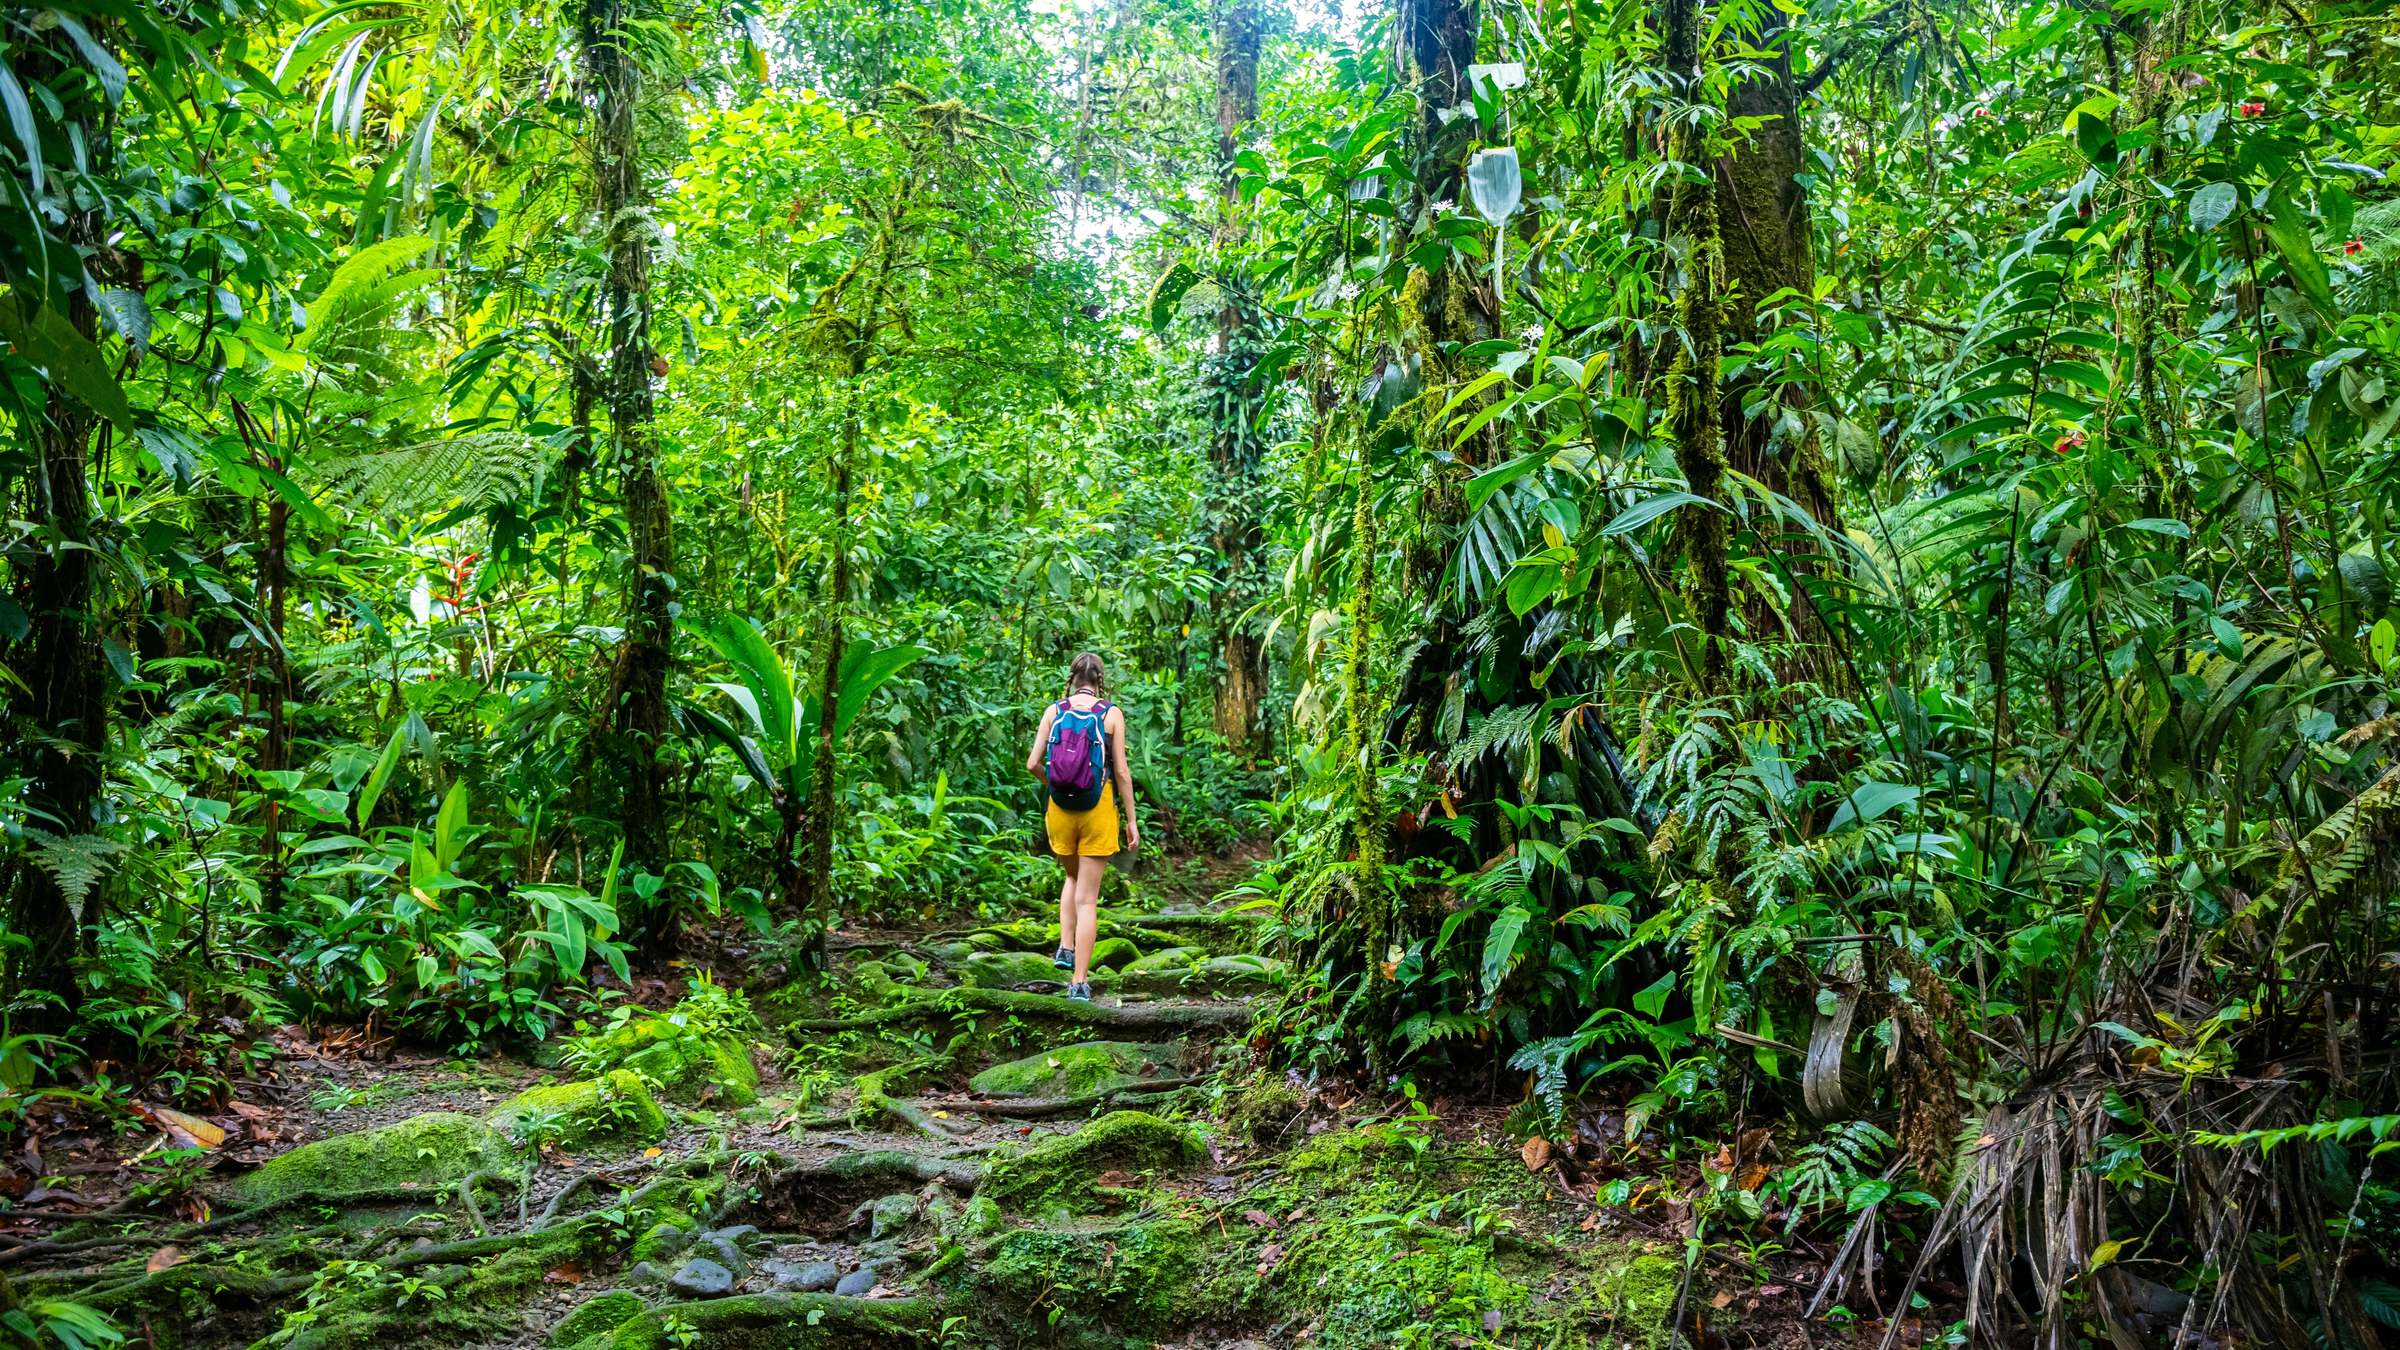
top-left (8, 0), bottom-right (2400, 1341)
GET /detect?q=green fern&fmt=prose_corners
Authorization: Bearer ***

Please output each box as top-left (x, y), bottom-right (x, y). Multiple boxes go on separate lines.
top-left (315, 431), bottom-right (555, 520)
top-left (1781, 1118), bottom-right (1893, 1229)
top-left (23, 831), bottom-right (128, 918)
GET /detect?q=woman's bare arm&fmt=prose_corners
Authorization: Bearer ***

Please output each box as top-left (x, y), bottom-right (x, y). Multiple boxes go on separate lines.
top-left (1026, 704), bottom-right (1057, 776)
top-left (1107, 706), bottom-right (1139, 849)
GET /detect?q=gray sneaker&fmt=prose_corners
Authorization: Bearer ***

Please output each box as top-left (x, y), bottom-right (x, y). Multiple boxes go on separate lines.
top-left (1052, 946), bottom-right (1074, 970)
top-left (1066, 982), bottom-right (1092, 1002)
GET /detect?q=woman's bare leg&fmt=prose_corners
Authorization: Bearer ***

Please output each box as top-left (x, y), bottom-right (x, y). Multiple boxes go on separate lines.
top-left (1056, 854), bottom-right (1080, 957)
top-left (1070, 858), bottom-right (1105, 984)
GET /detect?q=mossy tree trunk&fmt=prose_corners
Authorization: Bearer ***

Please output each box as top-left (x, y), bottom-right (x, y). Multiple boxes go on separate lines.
top-left (584, 0), bottom-right (676, 895)
top-left (1716, 9), bottom-right (1849, 667)
top-left (1663, 0), bottom-right (1732, 683)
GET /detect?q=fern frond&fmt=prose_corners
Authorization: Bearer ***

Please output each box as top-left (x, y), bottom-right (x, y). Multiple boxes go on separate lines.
top-left (23, 831), bottom-right (128, 918)
top-left (315, 432), bottom-right (555, 520)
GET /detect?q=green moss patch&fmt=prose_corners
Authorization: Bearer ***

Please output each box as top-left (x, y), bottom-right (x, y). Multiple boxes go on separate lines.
top-left (225, 1111), bottom-right (520, 1208)
top-left (489, 1070), bottom-right (667, 1152)
top-left (969, 1218), bottom-right (1206, 1336)
top-left (1086, 936), bottom-right (1140, 969)
top-left (968, 1041), bottom-right (1182, 1099)
top-left (550, 1290), bottom-right (648, 1347)
top-left (594, 1292), bottom-right (930, 1349)
top-left (982, 1110), bottom-right (1205, 1213)
top-left (1122, 945), bottom-right (1205, 972)
top-left (573, 1017), bottom-right (760, 1107)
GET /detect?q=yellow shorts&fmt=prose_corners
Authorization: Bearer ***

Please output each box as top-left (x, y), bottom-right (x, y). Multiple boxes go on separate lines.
top-left (1046, 783), bottom-right (1119, 858)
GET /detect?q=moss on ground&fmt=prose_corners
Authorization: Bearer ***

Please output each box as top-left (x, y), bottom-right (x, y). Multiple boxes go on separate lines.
top-left (967, 1041), bottom-right (1181, 1098)
top-left (224, 1111), bottom-right (521, 1208)
top-left (1086, 936), bottom-right (1140, 969)
top-left (1122, 945), bottom-right (1204, 972)
top-left (550, 1289), bottom-right (648, 1346)
top-left (1591, 1249), bottom-right (1688, 1349)
top-left (982, 1110), bottom-right (1204, 1214)
top-left (574, 1017), bottom-right (760, 1107)
top-left (489, 1070), bottom-right (668, 1152)
top-left (1221, 1072), bottom-right (1306, 1144)
top-left (595, 1293), bottom-right (929, 1349)
top-left (968, 1218), bottom-right (1207, 1338)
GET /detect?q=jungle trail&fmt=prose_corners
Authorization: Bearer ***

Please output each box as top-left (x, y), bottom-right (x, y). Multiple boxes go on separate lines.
top-left (0, 0), bottom-right (2396, 1346)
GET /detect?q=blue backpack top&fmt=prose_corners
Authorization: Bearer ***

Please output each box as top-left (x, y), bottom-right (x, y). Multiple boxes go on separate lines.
top-left (1045, 698), bottom-right (1113, 811)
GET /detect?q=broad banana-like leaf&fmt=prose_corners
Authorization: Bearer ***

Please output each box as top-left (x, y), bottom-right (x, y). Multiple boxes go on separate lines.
top-left (833, 643), bottom-right (930, 739)
top-left (685, 617), bottom-right (797, 769)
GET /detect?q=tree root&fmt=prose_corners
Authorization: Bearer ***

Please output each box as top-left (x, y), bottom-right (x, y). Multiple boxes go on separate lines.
top-left (457, 1170), bottom-right (522, 1238)
top-left (929, 1076), bottom-right (1197, 1119)
top-left (789, 987), bottom-right (1252, 1037)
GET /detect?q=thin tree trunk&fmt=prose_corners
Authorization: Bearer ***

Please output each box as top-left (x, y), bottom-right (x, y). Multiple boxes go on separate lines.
top-left (585, 0), bottom-right (675, 897)
top-left (803, 182), bottom-right (915, 949)
top-left (1209, 0), bottom-right (1268, 756)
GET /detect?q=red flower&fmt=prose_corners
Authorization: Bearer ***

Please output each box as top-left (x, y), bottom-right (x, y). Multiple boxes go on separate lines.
top-left (2053, 430), bottom-right (2087, 454)
top-left (2347, 239), bottom-right (2367, 257)
top-left (2238, 100), bottom-right (2266, 117)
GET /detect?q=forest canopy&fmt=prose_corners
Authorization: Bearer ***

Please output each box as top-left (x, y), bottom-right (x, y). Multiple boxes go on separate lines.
top-left (3, 0), bottom-right (2400, 1344)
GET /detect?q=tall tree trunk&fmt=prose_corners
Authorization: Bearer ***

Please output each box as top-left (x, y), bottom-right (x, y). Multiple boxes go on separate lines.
top-left (803, 181), bottom-right (914, 949)
top-left (1209, 0), bottom-right (1267, 756)
top-left (585, 0), bottom-right (675, 892)
top-left (1664, 0), bottom-right (1732, 681)
top-left (1400, 0), bottom-right (1492, 373)
top-left (11, 311), bottom-right (105, 1026)
top-left (1717, 8), bottom-right (1846, 665)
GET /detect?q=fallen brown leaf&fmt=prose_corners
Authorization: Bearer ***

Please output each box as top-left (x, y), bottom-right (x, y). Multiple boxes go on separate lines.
top-left (1521, 1137), bottom-right (1552, 1171)
top-left (1097, 1171), bottom-right (1136, 1189)
top-left (226, 1101), bottom-right (274, 1123)
top-left (1242, 1209), bottom-right (1279, 1229)
top-left (146, 1245), bottom-right (183, 1273)
top-left (152, 1107), bottom-right (226, 1151)
top-left (1255, 1241), bottom-right (1285, 1276)
top-left (544, 1262), bottom-right (586, 1284)
top-left (866, 1284), bottom-right (895, 1299)
top-left (1711, 1291), bottom-right (1734, 1309)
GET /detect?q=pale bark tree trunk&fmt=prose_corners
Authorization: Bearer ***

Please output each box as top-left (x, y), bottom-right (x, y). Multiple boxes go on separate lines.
top-left (1210, 0), bottom-right (1268, 755)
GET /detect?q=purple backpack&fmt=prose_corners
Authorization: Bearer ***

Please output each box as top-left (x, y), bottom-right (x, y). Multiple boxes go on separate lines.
top-left (1045, 698), bottom-right (1112, 810)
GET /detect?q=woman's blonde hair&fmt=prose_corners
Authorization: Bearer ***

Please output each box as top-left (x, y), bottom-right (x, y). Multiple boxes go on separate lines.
top-left (1068, 652), bottom-right (1106, 696)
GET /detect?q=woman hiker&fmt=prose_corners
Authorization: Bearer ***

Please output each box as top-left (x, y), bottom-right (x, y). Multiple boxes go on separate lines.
top-left (1025, 652), bottom-right (1139, 1002)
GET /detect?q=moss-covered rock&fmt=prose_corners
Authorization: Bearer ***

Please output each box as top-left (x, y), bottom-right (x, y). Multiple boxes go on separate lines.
top-left (968, 1041), bottom-right (1181, 1099)
top-left (1120, 953), bottom-right (1283, 997)
top-left (574, 1017), bottom-right (759, 1107)
top-left (1592, 1250), bottom-right (1688, 1348)
top-left (550, 1290), bottom-right (648, 1347)
top-left (224, 1111), bottom-right (519, 1208)
top-left (982, 1110), bottom-right (1204, 1213)
top-left (1122, 945), bottom-right (1205, 973)
top-left (959, 950), bottom-right (1074, 989)
top-left (595, 1292), bottom-right (930, 1349)
top-left (1285, 1121), bottom-right (1404, 1175)
top-left (489, 1070), bottom-right (667, 1152)
top-left (1086, 936), bottom-right (1140, 969)
top-left (1222, 1073), bottom-right (1306, 1144)
top-left (969, 1218), bottom-right (1205, 1337)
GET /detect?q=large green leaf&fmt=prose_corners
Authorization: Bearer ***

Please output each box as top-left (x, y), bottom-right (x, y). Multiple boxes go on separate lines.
top-left (2266, 184), bottom-right (2341, 322)
top-left (686, 617), bottom-right (797, 769)
top-left (0, 296), bottom-right (131, 428)
top-left (832, 643), bottom-right (930, 739)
